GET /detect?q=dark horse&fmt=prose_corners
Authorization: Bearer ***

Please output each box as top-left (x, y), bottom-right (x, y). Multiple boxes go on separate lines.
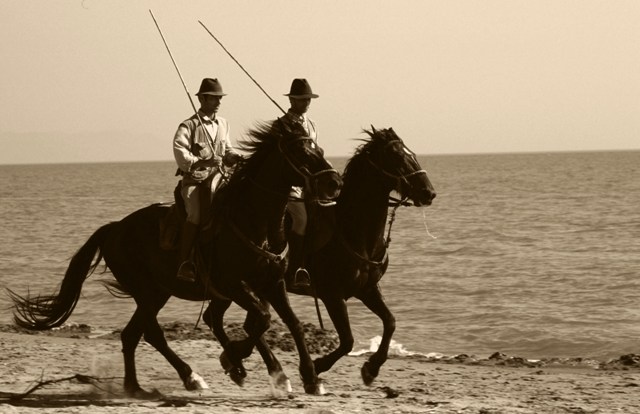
top-left (298, 127), bottom-right (436, 385)
top-left (204, 126), bottom-right (436, 387)
top-left (9, 122), bottom-right (342, 397)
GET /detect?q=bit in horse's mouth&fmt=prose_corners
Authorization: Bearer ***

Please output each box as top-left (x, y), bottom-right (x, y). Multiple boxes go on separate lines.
top-left (317, 199), bottom-right (337, 207)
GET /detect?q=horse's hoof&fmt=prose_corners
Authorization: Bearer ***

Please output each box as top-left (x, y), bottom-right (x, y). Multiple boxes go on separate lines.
top-left (184, 372), bottom-right (209, 391)
top-left (361, 361), bottom-right (376, 386)
top-left (229, 367), bottom-right (246, 387)
top-left (303, 380), bottom-right (326, 395)
top-left (269, 371), bottom-right (292, 397)
top-left (220, 351), bottom-right (246, 387)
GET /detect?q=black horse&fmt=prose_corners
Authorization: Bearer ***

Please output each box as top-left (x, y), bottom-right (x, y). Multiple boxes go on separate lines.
top-left (299, 127), bottom-right (435, 385)
top-left (9, 122), bottom-right (342, 397)
top-left (204, 126), bottom-right (436, 387)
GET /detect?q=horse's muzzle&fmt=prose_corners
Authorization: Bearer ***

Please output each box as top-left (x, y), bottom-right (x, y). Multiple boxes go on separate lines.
top-left (414, 188), bottom-right (436, 206)
top-left (311, 169), bottom-right (343, 204)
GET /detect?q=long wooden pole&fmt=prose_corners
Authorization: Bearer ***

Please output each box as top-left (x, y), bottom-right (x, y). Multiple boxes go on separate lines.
top-left (150, 10), bottom-right (199, 114)
top-left (199, 20), bottom-right (286, 115)
top-left (150, 10), bottom-right (213, 144)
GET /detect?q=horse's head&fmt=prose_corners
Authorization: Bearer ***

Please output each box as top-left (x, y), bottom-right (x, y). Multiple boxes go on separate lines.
top-left (240, 122), bottom-right (342, 204)
top-left (361, 127), bottom-right (436, 206)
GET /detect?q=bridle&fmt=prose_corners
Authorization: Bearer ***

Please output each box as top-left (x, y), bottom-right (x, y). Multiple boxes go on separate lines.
top-left (277, 136), bottom-right (338, 205)
top-left (366, 139), bottom-right (427, 193)
top-left (229, 134), bottom-right (338, 264)
top-left (227, 219), bottom-right (289, 263)
top-left (341, 139), bottom-right (425, 269)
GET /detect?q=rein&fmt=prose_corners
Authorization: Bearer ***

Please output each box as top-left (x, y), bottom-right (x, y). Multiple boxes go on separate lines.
top-left (338, 140), bottom-right (420, 269)
top-left (338, 233), bottom-right (388, 268)
top-left (227, 217), bottom-right (289, 263)
top-left (338, 193), bottom-right (407, 268)
top-left (247, 135), bottom-right (338, 201)
top-left (246, 136), bottom-right (338, 207)
top-left (247, 177), bottom-right (311, 203)
top-left (272, 118), bottom-right (339, 204)
top-left (365, 139), bottom-right (427, 191)
top-left (384, 196), bottom-right (407, 248)
top-left (367, 156), bottom-right (427, 191)
top-left (223, 134), bottom-right (333, 265)
top-left (277, 136), bottom-right (338, 194)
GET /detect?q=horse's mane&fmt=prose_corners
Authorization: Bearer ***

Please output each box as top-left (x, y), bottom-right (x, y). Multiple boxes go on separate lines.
top-left (231, 121), bottom-right (280, 181)
top-left (342, 127), bottom-right (397, 187)
top-left (215, 120), bottom-right (284, 199)
top-left (210, 120), bottom-right (293, 220)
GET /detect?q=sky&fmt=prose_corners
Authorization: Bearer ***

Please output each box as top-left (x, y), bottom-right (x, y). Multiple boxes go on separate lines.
top-left (1, 0), bottom-right (639, 164)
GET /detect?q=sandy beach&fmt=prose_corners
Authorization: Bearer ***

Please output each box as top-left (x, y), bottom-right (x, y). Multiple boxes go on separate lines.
top-left (1, 323), bottom-right (639, 414)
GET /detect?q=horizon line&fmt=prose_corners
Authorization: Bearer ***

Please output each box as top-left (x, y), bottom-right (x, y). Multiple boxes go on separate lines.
top-left (1, 148), bottom-right (638, 167)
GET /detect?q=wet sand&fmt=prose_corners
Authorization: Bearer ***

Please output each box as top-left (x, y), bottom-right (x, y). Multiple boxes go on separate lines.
top-left (1, 322), bottom-right (639, 413)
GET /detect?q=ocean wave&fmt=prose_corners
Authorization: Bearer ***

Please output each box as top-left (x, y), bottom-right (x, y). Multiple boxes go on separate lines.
top-left (349, 335), bottom-right (434, 357)
top-left (347, 335), bottom-right (640, 371)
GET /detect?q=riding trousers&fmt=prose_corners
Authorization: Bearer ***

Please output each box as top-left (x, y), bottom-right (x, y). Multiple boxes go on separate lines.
top-left (181, 172), bottom-right (223, 225)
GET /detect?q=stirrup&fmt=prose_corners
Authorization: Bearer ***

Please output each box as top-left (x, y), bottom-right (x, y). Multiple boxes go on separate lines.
top-left (292, 267), bottom-right (311, 288)
top-left (177, 261), bottom-right (197, 282)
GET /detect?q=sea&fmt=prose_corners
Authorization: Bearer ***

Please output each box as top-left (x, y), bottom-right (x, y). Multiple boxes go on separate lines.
top-left (1, 151), bottom-right (639, 362)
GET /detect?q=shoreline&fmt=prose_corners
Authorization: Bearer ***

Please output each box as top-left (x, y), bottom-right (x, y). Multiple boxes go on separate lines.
top-left (1, 322), bottom-right (638, 372)
top-left (2, 323), bottom-right (640, 413)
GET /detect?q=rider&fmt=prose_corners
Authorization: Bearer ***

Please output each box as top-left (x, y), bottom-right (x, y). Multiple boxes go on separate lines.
top-left (276, 78), bottom-right (319, 289)
top-left (173, 78), bottom-right (242, 282)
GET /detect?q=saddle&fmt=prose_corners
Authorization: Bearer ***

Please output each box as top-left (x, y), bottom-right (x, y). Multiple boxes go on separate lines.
top-left (159, 180), bottom-right (222, 251)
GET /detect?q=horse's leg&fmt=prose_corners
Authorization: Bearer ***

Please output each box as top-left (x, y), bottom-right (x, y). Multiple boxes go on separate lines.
top-left (312, 295), bottom-right (354, 375)
top-left (120, 307), bottom-right (150, 397)
top-left (357, 286), bottom-right (395, 385)
top-left (244, 310), bottom-right (292, 393)
top-left (204, 298), bottom-right (290, 392)
top-left (136, 291), bottom-right (208, 392)
top-left (264, 280), bottom-right (322, 395)
top-left (213, 282), bottom-right (274, 388)
top-left (203, 299), bottom-right (232, 345)
top-left (203, 300), bottom-right (248, 386)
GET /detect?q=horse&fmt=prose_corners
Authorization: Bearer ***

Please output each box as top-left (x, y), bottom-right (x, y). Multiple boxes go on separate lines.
top-left (203, 126), bottom-right (436, 387)
top-left (297, 126), bottom-right (436, 385)
top-left (8, 121), bottom-right (343, 397)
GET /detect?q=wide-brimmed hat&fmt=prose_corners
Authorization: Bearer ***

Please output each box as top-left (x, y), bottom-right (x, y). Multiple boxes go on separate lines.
top-left (195, 78), bottom-right (226, 96)
top-left (284, 78), bottom-right (318, 99)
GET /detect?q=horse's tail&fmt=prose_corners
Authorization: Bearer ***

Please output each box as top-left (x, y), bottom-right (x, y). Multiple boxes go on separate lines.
top-left (8, 222), bottom-right (116, 331)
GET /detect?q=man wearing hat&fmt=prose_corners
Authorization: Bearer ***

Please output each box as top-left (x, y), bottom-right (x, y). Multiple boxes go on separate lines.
top-left (173, 78), bottom-right (242, 282)
top-left (276, 78), bottom-right (319, 288)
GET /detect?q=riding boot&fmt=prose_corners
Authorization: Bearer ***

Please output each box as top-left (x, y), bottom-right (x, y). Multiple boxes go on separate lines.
top-left (286, 233), bottom-right (311, 288)
top-left (177, 221), bottom-right (199, 282)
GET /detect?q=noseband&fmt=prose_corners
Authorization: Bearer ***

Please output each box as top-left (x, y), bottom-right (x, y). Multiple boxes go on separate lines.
top-left (278, 136), bottom-right (338, 199)
top-left (229, 135), bottom-right (338, 264)
top-left (366, 139), bottom-right (427, 192)
top-left (340, 139), bottom-right (426, 270)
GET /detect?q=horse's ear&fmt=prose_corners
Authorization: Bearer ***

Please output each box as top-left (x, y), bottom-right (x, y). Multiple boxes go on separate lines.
top-left (370, 125), bottom-right (377, 134)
